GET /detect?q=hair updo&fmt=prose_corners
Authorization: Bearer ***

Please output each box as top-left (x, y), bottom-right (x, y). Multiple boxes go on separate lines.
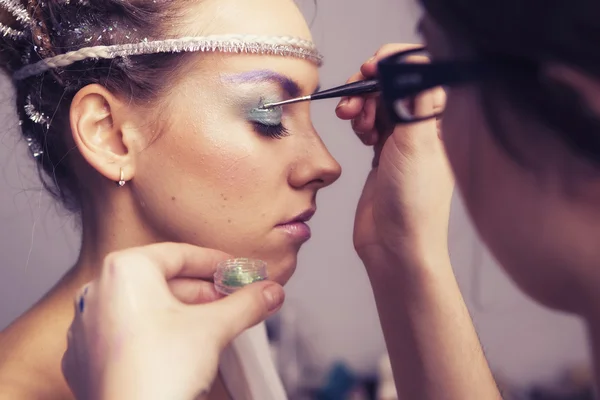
top-left (0, 0), bottom-right (191, 212)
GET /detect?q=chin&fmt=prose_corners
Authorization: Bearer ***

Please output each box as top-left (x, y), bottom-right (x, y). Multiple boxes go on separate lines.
top-left (508, 270), bottom-right (581, 313)
top-left (266, 254), bottom-right (298, 285)
top-left (486, 239), bottom-right (583, 313)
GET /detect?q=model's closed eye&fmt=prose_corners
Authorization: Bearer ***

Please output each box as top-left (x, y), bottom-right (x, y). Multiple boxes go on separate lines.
top-left (247, 102), bottom-right (290, 139)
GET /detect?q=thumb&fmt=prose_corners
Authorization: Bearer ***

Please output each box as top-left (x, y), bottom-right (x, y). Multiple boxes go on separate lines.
top-left (205, 281), bottom-right (285, 347)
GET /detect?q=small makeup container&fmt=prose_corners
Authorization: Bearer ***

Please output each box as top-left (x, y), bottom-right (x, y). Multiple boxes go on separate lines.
top-left (214, 258), bottom-right (268, 295)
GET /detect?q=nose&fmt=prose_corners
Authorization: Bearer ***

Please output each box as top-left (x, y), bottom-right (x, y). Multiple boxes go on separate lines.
top-left (289, 133), bottom-right (342, 190)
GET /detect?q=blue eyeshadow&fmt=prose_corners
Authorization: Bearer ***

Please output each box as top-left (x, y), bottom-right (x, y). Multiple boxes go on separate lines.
top-left (247, 99), bottom-right (283, 126)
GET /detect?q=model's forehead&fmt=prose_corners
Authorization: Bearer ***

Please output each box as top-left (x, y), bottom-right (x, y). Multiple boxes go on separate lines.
top-left (184, 0), bottom-right (312, 37)
top-left (179, 0), bottom-right (323, 65)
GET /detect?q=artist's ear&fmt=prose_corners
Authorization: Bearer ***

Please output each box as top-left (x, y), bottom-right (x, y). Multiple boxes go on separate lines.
top-left (70, 84), bottom-right (141, 183)
top-left (544, 63), bottom-right (600, 116)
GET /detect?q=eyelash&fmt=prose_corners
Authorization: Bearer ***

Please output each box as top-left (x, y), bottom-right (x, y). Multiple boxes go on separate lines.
top-left (252, 122), bottom-right (290, 139)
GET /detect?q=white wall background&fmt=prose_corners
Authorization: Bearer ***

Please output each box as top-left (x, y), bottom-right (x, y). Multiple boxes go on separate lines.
top-left (0, 0), bottom-right (590, 389)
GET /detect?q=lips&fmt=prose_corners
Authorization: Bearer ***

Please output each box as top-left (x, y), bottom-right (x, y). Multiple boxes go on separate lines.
top-left (278, 208), bottom-right (316, 226)
top-left (275, 208), bottom-right (315, 242)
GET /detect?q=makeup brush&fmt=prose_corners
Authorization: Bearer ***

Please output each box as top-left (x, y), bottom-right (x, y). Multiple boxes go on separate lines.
top-left (259, 79), bottom-right (379, 109)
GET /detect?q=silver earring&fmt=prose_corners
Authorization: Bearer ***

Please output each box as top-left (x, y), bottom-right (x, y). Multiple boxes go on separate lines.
top-left (117, 168), bottom-right (126, 187)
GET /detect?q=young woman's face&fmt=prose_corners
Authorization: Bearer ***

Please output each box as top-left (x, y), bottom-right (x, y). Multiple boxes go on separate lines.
top-left (130, 0), bottom-right (341, 284)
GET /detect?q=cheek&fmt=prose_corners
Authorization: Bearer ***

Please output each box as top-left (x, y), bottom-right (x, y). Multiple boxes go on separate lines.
top-left (127, 89), bottom-right (304, 283)
top-left (190, 126), bottom-right (261, 190)
top-left (172, 116), bottom-right (269, 188)
top-left (442, 90), bottom-right (574, 305)
top-left (441, 88), bottom-right (475, 196)
top-left (442, 90), bottom-right (524, 267)
top-left (134, 117), bottom-right (277, 235)
top-left (148, 90), bottom-right (268, 202)
top-left (441, 87), bottom-right (522, 223)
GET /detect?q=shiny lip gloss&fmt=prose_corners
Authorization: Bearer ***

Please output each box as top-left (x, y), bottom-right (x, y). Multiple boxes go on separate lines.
top-left (275, 209), bottom-right (315, 242)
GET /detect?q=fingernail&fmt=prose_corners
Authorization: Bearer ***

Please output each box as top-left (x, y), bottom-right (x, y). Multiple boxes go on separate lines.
top-left (336, 97), bottom-right (348, 109)
top-left (367, 56), bottom-right (376, 63)
top-left (263, 284), bottom-right (284, 312)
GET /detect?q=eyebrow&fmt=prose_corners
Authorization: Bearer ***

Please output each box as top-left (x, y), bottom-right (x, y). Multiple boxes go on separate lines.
top-left (223, 70), bottom-right (321, 97)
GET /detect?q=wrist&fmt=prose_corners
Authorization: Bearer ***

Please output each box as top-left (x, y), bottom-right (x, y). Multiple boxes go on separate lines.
top-left (95, 370), bottom-right (197, 400)
top-left (364, 247), bottom-right (453, 292)
top-left (364, 241), bottom-right (450, 272)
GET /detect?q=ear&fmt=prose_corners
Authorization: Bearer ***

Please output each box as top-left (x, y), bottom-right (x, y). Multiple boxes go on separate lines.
top-left (70, 84), bottom-right (139, 184)
top-left (543, 63), bottom-right (600, 116)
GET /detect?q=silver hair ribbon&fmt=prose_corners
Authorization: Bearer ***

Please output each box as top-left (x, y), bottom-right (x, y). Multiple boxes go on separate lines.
top-left (22, 95), bottom-right (48, 158)
top-left (0, 0), bottom-right (31, 24)
top-left (24, 95), bottom-right (50, 128)
top-left (0, 22), bottom-right (24, 39)
top-left (14, 34), bottom-right (324, 80)
top-left (0, 0), bottom-right (31, 39)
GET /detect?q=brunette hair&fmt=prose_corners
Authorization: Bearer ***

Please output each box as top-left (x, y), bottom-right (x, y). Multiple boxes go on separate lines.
top-left (0, 0), bottom-right (192, 211)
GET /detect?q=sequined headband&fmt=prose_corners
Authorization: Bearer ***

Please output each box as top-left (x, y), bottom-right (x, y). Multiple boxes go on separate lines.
top-left (0, 0), bottom-right (324, 159)
top-left (0, 0), bottom-right (29, 39)
top-left (13, 34), bottom-right (323, 80)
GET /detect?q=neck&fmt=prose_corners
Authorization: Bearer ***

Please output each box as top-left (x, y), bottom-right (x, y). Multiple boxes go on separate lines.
top-left (70, 195), bottom-right (234, 400)
top-left (74, 189), bottom-right (163, 280)
top-left (1, 191), bottom-right (234, 399)
top-left (0, 195), bottom-right (147, 399)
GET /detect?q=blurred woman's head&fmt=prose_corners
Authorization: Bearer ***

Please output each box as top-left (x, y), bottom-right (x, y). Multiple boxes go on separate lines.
top-left (418, 1), bottom-right (600, 312)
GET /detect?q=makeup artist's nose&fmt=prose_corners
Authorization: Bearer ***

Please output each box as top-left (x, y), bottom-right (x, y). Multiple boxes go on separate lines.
top-left (289, 138), bottom-right (341, 190)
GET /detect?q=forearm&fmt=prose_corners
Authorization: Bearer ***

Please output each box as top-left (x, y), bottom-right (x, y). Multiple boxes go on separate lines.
top-left (368, 254), bottom-right (501, 400)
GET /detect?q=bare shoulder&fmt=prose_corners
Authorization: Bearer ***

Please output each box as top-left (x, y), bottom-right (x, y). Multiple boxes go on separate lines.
top-left (0, 367), bottom-right (69, 400)
top-left (0, 368), bottom-right (45, 399)
top-left (0, 354), bottom-right (39, 399)
top-left (0, 379), bottom-right (32, 399)
top-left (0, 324), bottom-right (71, 400)
top-left (0, 291), bottom-right (74, 400)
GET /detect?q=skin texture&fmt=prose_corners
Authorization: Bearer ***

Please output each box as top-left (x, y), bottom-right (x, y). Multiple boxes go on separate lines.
top-left (56, 9), bottom-right (600, 400)
top-left (337, 41), bottom-right (500, 400)
top-left (61, 244), bottom-right (285, 400)
top-left (335, 12), bottom-right (600, 399)
top-left (0, 0), bottom-right (340, 398)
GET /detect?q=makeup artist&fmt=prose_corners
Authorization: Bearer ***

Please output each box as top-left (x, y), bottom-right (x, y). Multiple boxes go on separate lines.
top-left (335, 1), bottom-right (600, 398)
top-left (64, 2), bottom-right (600, 399)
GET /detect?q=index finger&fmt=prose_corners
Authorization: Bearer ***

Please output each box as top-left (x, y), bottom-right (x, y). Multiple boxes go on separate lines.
top-left (335, 70), bottom-right (368, 120)
top-left (360, 43), bottom-right (424, 78)
top-left (103, 242), bottom-right (232, 281)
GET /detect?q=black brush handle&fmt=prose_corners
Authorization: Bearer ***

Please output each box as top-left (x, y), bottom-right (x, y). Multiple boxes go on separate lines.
top-left (311, 79), bottom-right (380, 101)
